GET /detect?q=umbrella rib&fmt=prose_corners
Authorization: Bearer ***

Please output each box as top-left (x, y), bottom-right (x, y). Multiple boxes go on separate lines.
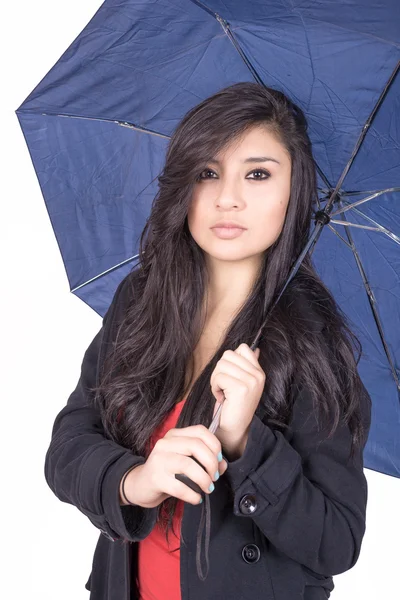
top-left (323, 214), bottom-right (400, 247)
top-left (338, 204), bottom-right (400, 246)
top-left (71, 254), bottom-right (141, 293)
top-left (326, 223), bottom-right (352, 249)
top-left (18, 109), bottom-right (172, 140)
top-left (334, 200), bottom-right (400, 391)
top-left (329, 220), bottom-right (381, 233)
top-left (330, 188), bottom-right (400, 217)
top-left (323, 61), bottom-right (400, 213)
top-left (321, 188), bottom-right (397, 197)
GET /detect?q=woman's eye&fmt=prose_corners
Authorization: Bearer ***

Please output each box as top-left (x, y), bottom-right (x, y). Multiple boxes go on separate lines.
top-left (247, 169), bottom-right (271, 180)
top-left (196, 168), bottom-right (270, 181)
top-left (197, 169), bottom-right (217, 180)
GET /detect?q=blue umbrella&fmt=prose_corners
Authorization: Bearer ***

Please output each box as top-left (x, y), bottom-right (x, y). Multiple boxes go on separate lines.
top-left (16, 0), bottom-right (400, 480)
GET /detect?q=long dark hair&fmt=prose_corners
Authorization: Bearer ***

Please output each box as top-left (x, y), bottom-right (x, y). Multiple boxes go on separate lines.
top-left (91, 82), bottom-right (369, 548)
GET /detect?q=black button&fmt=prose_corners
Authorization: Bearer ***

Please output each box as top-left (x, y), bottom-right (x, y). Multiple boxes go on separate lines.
top-left (242, 543), bottom-right (261, 564)
top-left (100, 529), bottom-right (116, 542)
top-left (239, 494), bottom-right (258, 515)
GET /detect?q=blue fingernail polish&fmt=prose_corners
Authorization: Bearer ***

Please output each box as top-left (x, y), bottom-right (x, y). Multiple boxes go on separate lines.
top-left (209, 483), bottom-right (215, 492)
top-left (199, 498), bottom-right (203, 504)
top-left (217, 451), bottom-right (223, 462)
top-left (214, 471), bottom-right (219, 480)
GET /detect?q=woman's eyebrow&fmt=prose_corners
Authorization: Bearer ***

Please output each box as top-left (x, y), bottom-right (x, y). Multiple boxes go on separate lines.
top-left (209, 156), bottom-right (281, 165)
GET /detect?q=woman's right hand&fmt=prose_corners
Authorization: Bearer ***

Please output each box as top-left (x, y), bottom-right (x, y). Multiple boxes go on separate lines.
top-left (122, 424), bottom-right (228, 508)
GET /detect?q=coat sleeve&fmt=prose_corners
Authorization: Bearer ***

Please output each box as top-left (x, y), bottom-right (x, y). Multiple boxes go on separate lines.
top-left (224, 380), bottom-right (372, 577)
top-left (44, 277), bottom-right (158, 543)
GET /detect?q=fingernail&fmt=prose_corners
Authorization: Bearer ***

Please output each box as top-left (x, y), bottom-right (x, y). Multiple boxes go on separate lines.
top-left (199, 498), bottom-right (203, 504)
top-left (214, 470), bottom-right (219, 480)
top-left (217, 451), bottom-right (223, 462)
top-left (208, 483), bottom-right (215, 492)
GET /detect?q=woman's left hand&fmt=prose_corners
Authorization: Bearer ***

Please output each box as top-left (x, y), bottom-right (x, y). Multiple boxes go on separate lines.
top-left (210, 343), bottom-right (266, 446)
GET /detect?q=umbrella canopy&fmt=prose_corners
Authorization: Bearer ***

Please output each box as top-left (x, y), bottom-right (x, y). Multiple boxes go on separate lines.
top-left (16, 0), bottom-right (400, 478)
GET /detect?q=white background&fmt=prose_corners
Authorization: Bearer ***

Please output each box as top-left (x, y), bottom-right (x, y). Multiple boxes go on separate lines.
top-left (2, 1), bottom-right (399, 598)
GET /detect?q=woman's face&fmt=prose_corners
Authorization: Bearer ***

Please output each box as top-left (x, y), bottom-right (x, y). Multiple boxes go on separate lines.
top-left (187, 125), bottom-right (292, 264)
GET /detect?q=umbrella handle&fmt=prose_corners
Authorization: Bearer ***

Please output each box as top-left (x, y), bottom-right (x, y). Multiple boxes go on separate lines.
top-left (174, 401), bottom-right (225, 496)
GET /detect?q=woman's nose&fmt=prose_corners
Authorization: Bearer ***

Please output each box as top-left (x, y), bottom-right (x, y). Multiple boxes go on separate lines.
top-left (215, 181), bottom-right (243, 209)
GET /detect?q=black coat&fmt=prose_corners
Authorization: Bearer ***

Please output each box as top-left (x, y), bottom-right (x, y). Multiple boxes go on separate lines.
top-left (44, 275), bottom-right (372, 600)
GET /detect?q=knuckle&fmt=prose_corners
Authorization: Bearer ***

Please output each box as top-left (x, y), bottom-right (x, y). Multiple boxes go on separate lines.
top-left (181, 454), bottom-right (190, 469)
top-left (214, 439), bottom-right (222, 455)
top-left (174, 479), bottom-right (188, 499)
top-left (250, 375), bottom-right (259, 388)
top-left (210, 433), bottom-right (222, 453)
top-left (208, 436), bottom-right (221, 457)
top-left (153, 438), bottom-right (163, 450)
top-left (196, 424), bottom-right (208, 434)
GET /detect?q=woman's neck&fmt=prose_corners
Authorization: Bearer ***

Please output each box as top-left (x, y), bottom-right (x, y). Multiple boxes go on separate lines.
top-left (203, 253), bottom-right (263, 317)
top-left (202, 283), bottom-right (252, 326)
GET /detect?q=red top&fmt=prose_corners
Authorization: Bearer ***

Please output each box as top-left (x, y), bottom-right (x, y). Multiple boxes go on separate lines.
top-left (136, 399), bottom-right (187, 600)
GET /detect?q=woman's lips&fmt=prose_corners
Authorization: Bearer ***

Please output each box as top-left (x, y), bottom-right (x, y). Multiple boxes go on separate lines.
top-left (211, 227), bottom-right (246, 239)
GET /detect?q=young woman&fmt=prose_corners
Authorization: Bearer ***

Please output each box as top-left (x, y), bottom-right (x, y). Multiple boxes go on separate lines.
top-left (44, 82), bottom-right (372, 600)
